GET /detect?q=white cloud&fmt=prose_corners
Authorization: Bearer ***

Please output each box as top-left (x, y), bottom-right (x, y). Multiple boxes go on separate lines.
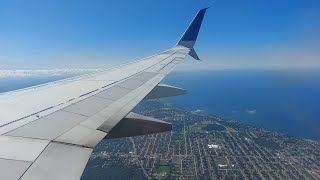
top-left (0, 69), bottom-right (100, 78)
top-left (245, 109), bottom-right (256, 115)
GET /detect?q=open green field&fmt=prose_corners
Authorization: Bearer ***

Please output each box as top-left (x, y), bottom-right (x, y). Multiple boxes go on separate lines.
top-left (159, 159), bottom-right (169, 166)
top-left (154, 165), bottom-right (170, 174)
top-left (215, 156), bottom-right (228, 165)
top-left (154, 159), bottom-right (170, 175)
top-left (215, 139), bottom-right (224, 146)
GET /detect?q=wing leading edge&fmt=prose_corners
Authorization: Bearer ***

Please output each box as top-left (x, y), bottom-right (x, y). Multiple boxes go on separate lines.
top-left (0, 8), bottom-right (208, 180)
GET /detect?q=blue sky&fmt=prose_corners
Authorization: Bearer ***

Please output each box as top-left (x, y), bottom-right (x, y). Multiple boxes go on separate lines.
top-left (0, 0), bottom-right (319, 70)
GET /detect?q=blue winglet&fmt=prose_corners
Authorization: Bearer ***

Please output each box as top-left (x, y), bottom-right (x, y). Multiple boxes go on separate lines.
top-left (176, 8), bottom-right (208, 48)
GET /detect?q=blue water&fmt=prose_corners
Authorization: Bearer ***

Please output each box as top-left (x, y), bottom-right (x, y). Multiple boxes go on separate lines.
top-left (1, 70), bottom-right (320, 141)
top-left (163, 70), bottom-right (320, 141)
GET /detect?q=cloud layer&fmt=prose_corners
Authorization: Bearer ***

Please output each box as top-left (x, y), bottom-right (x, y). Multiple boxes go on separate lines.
top-left (0, 69), bottom-right (100, 78)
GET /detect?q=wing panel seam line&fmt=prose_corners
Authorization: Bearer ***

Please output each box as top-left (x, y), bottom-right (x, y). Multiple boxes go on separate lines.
top-left (17, 141), bottom-right (51, 179)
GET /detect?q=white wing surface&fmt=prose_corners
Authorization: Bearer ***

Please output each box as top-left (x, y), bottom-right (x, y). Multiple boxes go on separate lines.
top-left (0, 8), bottom-right (208, 180)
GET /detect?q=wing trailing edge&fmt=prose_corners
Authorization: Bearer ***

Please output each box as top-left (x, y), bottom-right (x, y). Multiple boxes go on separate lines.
top-left (144, 83), bottom-right (186, 100)
top-left (104, 112), bottom-right (172, 139)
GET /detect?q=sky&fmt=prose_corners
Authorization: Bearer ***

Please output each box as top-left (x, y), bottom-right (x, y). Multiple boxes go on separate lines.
top-left (0, 0), bottom-right (320, 71)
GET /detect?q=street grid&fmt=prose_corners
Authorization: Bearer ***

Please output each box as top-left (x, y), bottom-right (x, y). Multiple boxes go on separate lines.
top-left (82, 101), bottom-right (320, 180)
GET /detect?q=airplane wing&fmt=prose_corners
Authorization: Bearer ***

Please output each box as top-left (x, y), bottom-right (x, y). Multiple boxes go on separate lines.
top-left (0, 8), bottom-right (208, 180)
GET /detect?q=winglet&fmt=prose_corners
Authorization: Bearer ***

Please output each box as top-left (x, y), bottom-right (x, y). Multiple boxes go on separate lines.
top-left (176, 8), bottom-right (208, 48)
top-left (188, 48), bottom-right (201, 60)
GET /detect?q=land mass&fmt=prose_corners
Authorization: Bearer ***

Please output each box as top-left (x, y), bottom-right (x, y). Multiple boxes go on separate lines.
top-left (81, 101), bottom-right (320, 180)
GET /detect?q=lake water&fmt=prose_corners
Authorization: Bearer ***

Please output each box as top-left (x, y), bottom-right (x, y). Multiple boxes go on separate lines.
top-left (163, 70), bottom-right (320, 141)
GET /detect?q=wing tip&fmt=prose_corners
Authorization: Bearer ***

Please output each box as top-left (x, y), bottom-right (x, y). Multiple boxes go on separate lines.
top-left (201, 7), bottom-right (210, 11)
top-left (176, 8), bottom-right (208, 48)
